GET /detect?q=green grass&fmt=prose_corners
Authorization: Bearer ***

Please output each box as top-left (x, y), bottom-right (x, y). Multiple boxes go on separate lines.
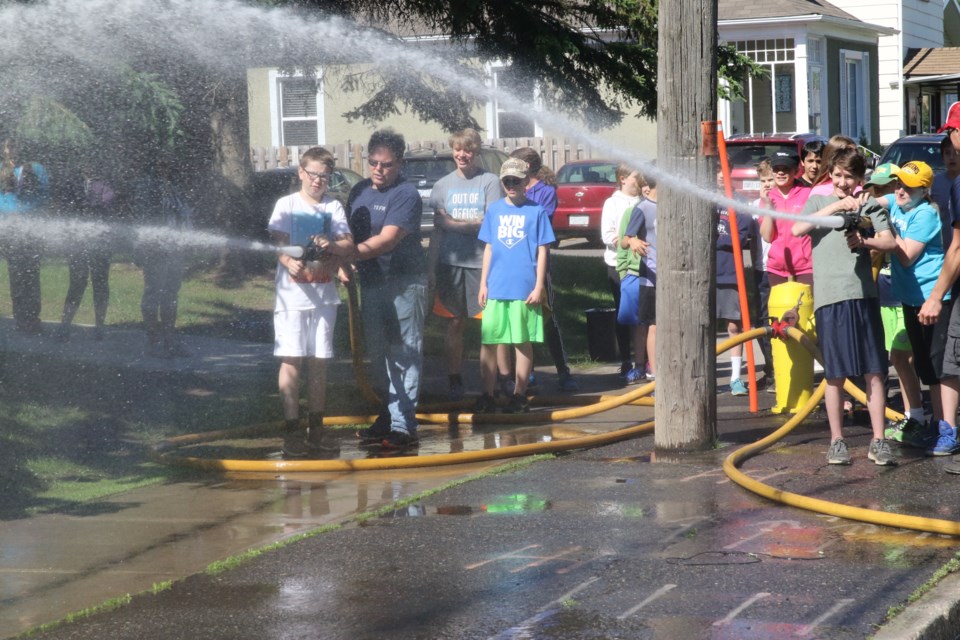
top-left (0, 252), bottom-right (612, 357)
top-left (883, 551), bottom-right (960, 623)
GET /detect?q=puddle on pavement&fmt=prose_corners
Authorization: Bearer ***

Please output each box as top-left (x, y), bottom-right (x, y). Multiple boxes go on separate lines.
top-left (166, 422), bottom-right (615, 464)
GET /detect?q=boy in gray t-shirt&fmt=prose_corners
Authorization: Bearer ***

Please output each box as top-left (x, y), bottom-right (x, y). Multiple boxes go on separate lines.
top-left (426, 129), bottom-right (504, 400)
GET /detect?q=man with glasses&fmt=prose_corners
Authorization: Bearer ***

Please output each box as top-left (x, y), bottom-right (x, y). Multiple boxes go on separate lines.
top-left (347, 129), bottom-right (428, 452)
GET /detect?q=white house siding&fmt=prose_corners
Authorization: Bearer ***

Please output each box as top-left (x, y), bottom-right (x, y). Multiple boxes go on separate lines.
top-left (833, 0), bottom-right (943, 144)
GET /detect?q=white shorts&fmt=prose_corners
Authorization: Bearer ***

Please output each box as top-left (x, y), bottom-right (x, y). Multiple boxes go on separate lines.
top-left (273, 306), bottom-right (337, 358)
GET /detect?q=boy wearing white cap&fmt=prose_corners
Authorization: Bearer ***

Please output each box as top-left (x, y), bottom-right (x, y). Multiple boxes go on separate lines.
top-left (474, 157), bottom-right (556, 414)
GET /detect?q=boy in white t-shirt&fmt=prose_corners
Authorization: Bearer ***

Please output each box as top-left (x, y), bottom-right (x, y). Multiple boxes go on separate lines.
top-left (268, 147), bottom-right (354, 458)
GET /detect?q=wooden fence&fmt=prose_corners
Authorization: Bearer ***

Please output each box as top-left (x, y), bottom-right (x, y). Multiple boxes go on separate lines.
top-left (250, 137), bottom-right (594, 175)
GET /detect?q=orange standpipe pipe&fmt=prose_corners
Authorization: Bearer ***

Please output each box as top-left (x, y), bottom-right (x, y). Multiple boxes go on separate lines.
top-left (715, 122), bottom-right (759, 412)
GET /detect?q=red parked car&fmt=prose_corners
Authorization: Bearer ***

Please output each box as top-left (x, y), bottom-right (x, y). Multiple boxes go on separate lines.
top-left (724, 133), bottom-right (827, 200)
top-left (552, 159), bottom-right (619, 245)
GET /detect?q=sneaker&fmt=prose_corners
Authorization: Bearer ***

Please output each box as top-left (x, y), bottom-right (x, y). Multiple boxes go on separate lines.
top-left (928, 421), bottom-right (960, 456)
top-left (558, 371), bottom-right (579, 392)
top-left (901, 419), bottom-right (938, 449)
top-left (625, 368), bottom-right (646, 385)
top-left (448, 378), bottom-right (465, 402)
top-left (765, 377), bottom-right (777, 394)
top-left (868, 438), bottom-right (898, 466)
top-left (730, 378), bottom-right (748, 396)
top-left (884, 417), bottom-right (924, 443)
top-left (503, 393), bottom-right (530, 414)
top-left (380, 430), bottom-right (420, 451)
top-left (356, 420), bottom-right (391, 445)
top-left (527, 373), bottom-right (539, 390)
top-left (645, 364), bottom-right (655, 380)
top-left (619, 362), bottom-right (634, 379)
top-left (826, 438), bottom-right (851, 465)
top-left (944, 455), bottom-right (960, 475)
top-left (473, 393), bottom-right (496, 414)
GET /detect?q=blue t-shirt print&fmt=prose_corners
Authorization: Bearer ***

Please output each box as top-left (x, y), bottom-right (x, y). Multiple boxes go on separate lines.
top-left (479, 198), bottom-right (556, 300)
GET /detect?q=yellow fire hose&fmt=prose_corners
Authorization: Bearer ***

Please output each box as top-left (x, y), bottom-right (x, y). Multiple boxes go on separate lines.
top-left (150, 309), bottom-right (960, 536)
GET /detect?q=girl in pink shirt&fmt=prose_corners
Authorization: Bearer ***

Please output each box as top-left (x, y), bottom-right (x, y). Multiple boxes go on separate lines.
top-left (760, 151), bottom-right (812, 286)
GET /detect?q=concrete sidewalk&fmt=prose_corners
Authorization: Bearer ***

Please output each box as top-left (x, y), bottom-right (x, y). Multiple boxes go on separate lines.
top-left (3, 321), bottom-right (960, 639)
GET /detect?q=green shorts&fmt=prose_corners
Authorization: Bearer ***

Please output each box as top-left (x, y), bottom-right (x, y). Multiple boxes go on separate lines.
top-left (481, 299), bottom-right (544, 344)
top-left (881, 305), bottom-right (911, 352)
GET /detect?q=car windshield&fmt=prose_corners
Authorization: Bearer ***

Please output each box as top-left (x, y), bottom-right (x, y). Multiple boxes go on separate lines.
top-left (404, 157), bottom-right (456, 183)
top-left (727, 143), bottom-right (798, 169)
top-left (556, 163), bottom-right (618, 184)
top-left (879, 140), bottom-right (946, 172)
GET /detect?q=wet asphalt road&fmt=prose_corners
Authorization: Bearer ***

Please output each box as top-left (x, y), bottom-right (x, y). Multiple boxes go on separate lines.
top-left (24, 403), bottom-right (960, 640)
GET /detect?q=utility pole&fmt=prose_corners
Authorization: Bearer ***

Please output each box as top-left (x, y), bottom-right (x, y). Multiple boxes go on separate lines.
top-left (654, 0), bottom-right (719, 451)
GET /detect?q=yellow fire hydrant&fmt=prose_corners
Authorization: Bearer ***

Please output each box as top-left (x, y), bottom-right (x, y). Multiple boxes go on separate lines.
top-left (767, 281), bottom-right (816, 414)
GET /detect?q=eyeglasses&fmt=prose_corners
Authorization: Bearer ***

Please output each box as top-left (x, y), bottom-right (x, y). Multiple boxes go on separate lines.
top-left (302, 169), bottom-right (329, 182)
top-left (502, 177), bottom-right (524, 187)
top-left (368, 159), bottom-right (395, 170)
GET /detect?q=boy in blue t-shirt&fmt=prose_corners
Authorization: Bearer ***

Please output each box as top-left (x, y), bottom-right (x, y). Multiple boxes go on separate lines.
top-left (474, 158), bottom-right (555, 414)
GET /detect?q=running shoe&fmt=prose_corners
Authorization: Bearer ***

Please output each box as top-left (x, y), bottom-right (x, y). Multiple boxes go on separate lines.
top-left (944, 456), bottom-right (960, 475)
top-left (901, 419), bottom-right (939, 449)
top-left (884, 417), bottom-right (924, 443)
top-left (380, 430), bottom-right (420, 451)
top-left (625, 368), bottom-right (646, 385)
top-left (558, 371), bottom-right (579, 392)
top-left (868, 438), bottom-right (897, 466)
top-left (503, 393), bottom-right (530, 414)
top-left (826, 438), bottom-right (851, 465)
top-left (928, 421), bottom-right (960, 456)
top-left (473, 393), bottom-right (496, 414)
top-left (355, 420), bottom-right (390, 445)
top-left (730, 378), bottom-right (748, 396)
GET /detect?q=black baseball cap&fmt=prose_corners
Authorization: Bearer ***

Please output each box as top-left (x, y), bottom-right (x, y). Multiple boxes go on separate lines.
top-left (771, 151), bottom-right (800, 167)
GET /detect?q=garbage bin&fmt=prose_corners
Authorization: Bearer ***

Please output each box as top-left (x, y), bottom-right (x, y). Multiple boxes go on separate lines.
top-left (585, 308), bottom-right (618, 362)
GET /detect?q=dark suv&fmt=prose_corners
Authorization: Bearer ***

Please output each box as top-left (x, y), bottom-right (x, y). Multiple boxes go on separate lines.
top-left (876, 133), bottom-right (947, 173)
top-left (724, 132), bottom-right (827, 200)
top-left (403, 147), bottom-right (509, 233)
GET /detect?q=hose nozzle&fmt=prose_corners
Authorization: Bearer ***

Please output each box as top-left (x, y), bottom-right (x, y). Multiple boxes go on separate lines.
top-left (277, 243), bottom-right (325, 261)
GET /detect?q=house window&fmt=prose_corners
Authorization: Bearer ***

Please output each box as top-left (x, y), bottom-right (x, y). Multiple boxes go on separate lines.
top-left (277, 76), bottom-right (322, 146)
top-left (807, 38), bottom-right (824, 134)
top-left (728, 39), bottom-right (798, 134)
top-left (488, 65), bottom-right (537, 138)
top-left (839, 50), bottom-right (870, 143)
